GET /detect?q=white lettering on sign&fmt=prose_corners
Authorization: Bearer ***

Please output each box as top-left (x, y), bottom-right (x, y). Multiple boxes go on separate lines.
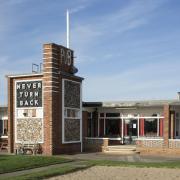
top-left (16, 82), bottom-right (42, 90)
top-left (60, 48), bottom-right (72, 66)
top-left (18, 99), bottom-right (40, 106)
top-left (16, 81), bottom-right (42, 107)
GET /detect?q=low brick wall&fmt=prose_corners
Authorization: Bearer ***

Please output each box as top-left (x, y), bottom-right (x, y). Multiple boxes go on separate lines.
top-left (136, 139), bottom-right (180, 155)
top-left (83, 137), bottom-right (108, 152)
top-left (169, 139), bottom-right (180, 149)
top-left (136, 139), bottom-right (164, 148)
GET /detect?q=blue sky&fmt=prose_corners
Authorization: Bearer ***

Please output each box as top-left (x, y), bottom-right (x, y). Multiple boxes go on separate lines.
top-left (0, 0), bottom-right (180, 104)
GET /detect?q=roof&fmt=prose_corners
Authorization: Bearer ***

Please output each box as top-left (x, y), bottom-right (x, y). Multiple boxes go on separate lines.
top-left (83, 99), bottom-right (180, 108)
top-left (83, 102), bottom-right (102, 107)
top-left (6, 73), bottom-right (43, 78)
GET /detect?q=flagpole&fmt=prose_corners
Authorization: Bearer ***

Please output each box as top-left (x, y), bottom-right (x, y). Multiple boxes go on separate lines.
top-left (66, 9), bottom-right (70, 48)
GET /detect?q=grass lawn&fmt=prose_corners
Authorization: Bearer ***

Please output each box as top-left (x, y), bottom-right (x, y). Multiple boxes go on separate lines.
top-left (3, 164), bottom-right (91, 180)
top-left (1, 156), bottom-right (180, 180)
top-left (0, 155), bottom-right (70, 174)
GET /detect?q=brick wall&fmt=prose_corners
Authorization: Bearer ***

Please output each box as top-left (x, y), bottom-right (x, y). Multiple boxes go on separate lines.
top-left (8, 75), bottom-right (43, 153)
top-left (83, 138), bottom-right (108, 152)
top-left (43, 43), bottom-right (82, 155)
top-left (8, 43), bottom-right (83, 155)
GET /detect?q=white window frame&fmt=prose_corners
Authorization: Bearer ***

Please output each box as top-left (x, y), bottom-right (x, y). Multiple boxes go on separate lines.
top-left (62, 79), bottom-right (82, 145)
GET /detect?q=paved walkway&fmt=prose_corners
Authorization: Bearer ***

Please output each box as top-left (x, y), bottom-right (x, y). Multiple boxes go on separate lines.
top-left (1, 153), bottom-right (180, 179)
top-left (61, 152), bottom-right (180, 163)
top-left (0, 160), bottom-right (88, 179)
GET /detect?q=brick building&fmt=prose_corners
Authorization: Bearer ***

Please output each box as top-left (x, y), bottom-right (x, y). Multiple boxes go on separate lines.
top-left (83, 100), bottom-right (180, 155)
top-left (1, 43), bottom-right (180, 155)
top-left (6, 43), bottom-right (83, 155)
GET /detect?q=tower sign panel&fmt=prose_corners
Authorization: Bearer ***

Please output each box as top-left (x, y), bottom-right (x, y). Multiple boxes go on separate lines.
top-left (16, 81), bottom-right (42, 107)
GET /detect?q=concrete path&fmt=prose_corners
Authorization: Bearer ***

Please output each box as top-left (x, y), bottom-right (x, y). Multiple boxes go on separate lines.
top-left (1, 153), bottom-right (180, 179)
top-left (0, 160), bottom-right (88, 179)
top-left (61, 152), bottom-right (180, 163)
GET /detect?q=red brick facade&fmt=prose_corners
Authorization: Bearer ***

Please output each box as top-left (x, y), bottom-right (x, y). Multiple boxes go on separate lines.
top-left (8, 43), bottom-right (83, 155)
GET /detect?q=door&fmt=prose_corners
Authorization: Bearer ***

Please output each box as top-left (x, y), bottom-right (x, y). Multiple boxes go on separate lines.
top-left (175, 118), bottom-right (180, 138)
top-left (124, 119), bottom-right (137, 144)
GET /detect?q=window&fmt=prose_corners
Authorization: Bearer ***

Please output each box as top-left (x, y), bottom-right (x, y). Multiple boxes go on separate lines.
top-left (144, 118), bottom-right (157, 137)
top-left (100, 113), bottom-right (104, 117)
top-left (106, 113), bottom-right (120, 117)
top-left (106, 119), bottom-right (120, 136)
top-left (0, 119), bottom-right (8, 136)
top-left (87, 112), bottom-right (92, 137)
top-left (64, 108), bottom-right (80, 119)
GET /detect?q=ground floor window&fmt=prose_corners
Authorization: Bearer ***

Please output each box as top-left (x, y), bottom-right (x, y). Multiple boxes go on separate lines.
top-left (106, 119), bottom-right (120, 137)
top-left (175, 117), bottom-right (180, 138)
top-left (124, 119), bottom-right (137, 137)
top-left (0, 119), bottom-right (8, 136)
top-left (87, 112), bottom-right (93, 137)
top-left (144, 118), bottom-right (157, 137)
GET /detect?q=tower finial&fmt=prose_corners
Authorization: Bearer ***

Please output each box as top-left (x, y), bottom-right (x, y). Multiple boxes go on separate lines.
top-left (66, 9), bottom-right (70, 48)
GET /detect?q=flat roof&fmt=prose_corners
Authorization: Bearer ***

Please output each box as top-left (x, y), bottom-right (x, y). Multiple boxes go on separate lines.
top-left (83, 99), bottom-right (180, 108)
top-left (6, 73), bottom-right (43, 78)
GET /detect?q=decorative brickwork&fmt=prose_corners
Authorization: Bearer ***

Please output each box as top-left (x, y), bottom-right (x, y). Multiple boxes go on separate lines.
top-left (169, 140), bottom-right (180, 149)
top-left (64, 119), bottom-right (80, 141)
top-left (7, 43), bottom-right (83, 155)
top-left (83, 138), bottom-right (108, 152)
top-left (64, 80), bottom-right (80, 108)
top-left (136, 139), bottom-right (164, 148)
top-left (16, 118), bottom-right (43, 143)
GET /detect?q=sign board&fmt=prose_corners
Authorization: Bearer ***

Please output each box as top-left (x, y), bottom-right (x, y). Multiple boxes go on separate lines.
top-left (133, 124), bottom-right (136, 129)
top-left (16, 81), bottom-right (42, 107)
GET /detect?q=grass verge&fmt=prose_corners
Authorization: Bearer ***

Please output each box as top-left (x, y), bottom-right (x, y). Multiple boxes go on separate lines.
top-left (0, 155), bottom-right (70, 174)
top-left (2, 163), bottom-right (92, 180)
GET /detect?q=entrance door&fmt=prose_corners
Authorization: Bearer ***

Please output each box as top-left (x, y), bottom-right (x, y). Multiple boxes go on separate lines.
top-left (175, 118), bottom-right (180, 139)
top-left (124, 119), bottom-right (137, 144)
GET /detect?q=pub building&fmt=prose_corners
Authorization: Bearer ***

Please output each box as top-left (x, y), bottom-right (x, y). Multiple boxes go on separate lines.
top-left (0, 42), bottom-right (180, 155)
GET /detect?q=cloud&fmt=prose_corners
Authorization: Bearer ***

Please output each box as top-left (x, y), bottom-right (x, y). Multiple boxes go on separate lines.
top-left (70, 4), bottom-right (87, 14)
top-left (83, 59), bottom-right (180, 101)
top-left (71, 0), bottom-right (169, 65)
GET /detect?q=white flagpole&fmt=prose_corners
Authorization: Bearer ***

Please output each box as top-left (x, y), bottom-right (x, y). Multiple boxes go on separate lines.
top-left (66, 9), bottom-right (70, 48)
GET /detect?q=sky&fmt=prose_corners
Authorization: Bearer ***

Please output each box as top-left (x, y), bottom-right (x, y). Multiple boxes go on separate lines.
top-left (0, 0), bottom-right (180, 105)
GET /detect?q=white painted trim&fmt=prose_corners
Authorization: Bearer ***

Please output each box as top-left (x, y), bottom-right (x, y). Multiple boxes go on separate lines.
top-left (7, 74), bottom-right (42, 78)
top-left (14, 79), bottom-right (44, 144)
top-left (43, 57), bottom-right (59, 60)
top-left (43, 90), bottom-right (59, 93)
top-left (85, 137), bottom-right (109, 140)
top-left (104, 118), bottom-right (105, 135)
top-left (136, 138), bottom-right (164, 141)
top-left (44, 67), bottom-right (60, 70)
top-left (121, 115), bottom-right (124, 144)
top-left (137, 115), bottom-right (140, 138)
top-left (80, 81), bottom-right (83, 152)
top-left (2, 117), bottom-right (8, 120)
top-left (169, 139), bottom-right (180, 141)
top-left (103, 116), bottom-right (164, 119)
top-left (98, 117), bottom-right (99, 137)
top-left (157, 116), bottom-right (160, 137)
top-left (43, 47), bottom-right (59, 51)
top-left (62, 79), bottom-right (65, 144)
top-left (0, 135), bottom-right (8, 138)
